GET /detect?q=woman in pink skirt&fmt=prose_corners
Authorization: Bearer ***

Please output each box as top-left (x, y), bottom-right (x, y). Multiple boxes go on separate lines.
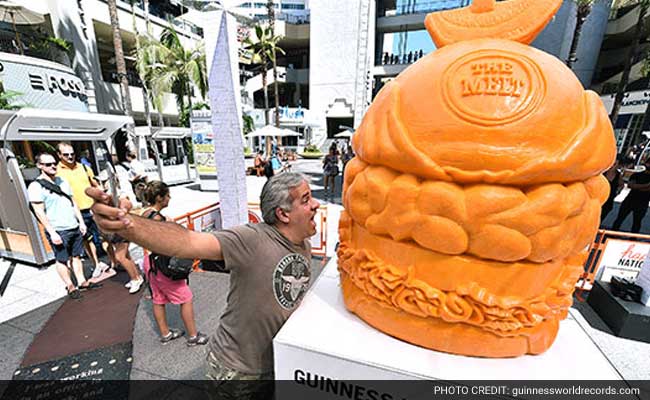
top-left (142, 181), bottom-right (208, 346)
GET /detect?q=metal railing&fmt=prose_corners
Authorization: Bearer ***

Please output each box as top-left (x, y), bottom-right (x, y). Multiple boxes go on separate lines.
top-left (376, 49), bottom-right (426, 66)
top-left (0, 29), bottom-right (72, 67)
top-left (378, 0), bottom-right (470, 17)
top-left (254, 11), bottom-right (310, 25)
top-left (102, 69), bottom-right (144, 88)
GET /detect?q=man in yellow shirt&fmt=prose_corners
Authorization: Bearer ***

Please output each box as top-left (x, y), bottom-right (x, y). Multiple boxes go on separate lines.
top-left (56, 142), bottom-right (111, 279)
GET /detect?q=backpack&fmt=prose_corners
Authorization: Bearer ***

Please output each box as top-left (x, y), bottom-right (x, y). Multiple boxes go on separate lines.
top-left (145, 210), bottom-right (193, 281)
top-left (264, 161), bottom-right (274, 178)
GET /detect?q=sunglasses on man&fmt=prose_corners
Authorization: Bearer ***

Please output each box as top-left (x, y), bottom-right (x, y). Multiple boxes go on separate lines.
top-left (60, 152), bottom-right (75, 158)
top-left (39, 162), bottom-right (57, 167)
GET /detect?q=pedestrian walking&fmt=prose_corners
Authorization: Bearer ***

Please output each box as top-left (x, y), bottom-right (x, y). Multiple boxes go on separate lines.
top-left (86, 172), bottom-right (319, 398)
top-left (56, 142), bottom-right (111, 278)
top-left (109, 141), bottom-right (144, 294)
top-left (612, 158), bottom-right (650, 233)
top-left (28, 153), bottom-right (101, 299)
top-left (601, 157), bottom-right (624, 224)
top-left (141, 181), bottom-right (208, 346)
top-left (322, 147), bottom-right (339, 199)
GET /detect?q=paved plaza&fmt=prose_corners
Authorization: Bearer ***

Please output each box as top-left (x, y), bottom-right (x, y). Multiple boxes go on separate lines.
top-left (1, 159), bottom-right (650, 384)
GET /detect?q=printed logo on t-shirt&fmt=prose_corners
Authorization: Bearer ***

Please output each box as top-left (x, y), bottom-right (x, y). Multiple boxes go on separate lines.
top-left (273, 253), bottom-right (311, 310)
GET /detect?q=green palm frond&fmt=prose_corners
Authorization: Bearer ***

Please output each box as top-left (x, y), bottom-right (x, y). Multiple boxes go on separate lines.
top-left (134, 24), bottom-right (208, 114)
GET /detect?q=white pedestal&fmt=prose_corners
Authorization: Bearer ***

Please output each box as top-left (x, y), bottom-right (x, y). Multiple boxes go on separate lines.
top-left (274, 258), bottom-right (622, 382)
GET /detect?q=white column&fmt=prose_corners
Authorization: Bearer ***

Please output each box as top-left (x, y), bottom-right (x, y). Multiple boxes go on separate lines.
top-left (207, 11), bottom-right (247, 228)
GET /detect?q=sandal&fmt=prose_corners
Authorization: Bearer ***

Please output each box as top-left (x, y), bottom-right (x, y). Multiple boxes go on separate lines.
top-left (67, 287), bottom-right (82, 300)
top-left (79, 281), bottom-right (103, 291)
top-left (160, 328), bottom-right (184, 343)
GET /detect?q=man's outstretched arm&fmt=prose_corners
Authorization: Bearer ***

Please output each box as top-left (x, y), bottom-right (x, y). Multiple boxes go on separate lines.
top-left (85, 187), bottom-right (223, 260)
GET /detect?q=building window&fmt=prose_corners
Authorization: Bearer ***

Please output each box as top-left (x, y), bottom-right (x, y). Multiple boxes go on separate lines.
top-left (254, 2), bottom-right (279, 8)
top-left (282, 4), bottom-right (305, 10)
top-left (375, 29), bottom-right (436, 66)
top-left (377, 0), bottom-right (471, 17)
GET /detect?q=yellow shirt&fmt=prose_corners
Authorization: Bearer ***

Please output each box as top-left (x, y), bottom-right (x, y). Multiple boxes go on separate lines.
top-left (56, 162), bottom-right (95, 210)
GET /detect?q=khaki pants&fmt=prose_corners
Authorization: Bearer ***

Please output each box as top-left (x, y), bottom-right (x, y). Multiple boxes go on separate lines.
top-left (205, 350), bottom-right (274, 400)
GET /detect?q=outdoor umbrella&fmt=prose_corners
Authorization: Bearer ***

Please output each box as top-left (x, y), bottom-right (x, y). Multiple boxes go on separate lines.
top-left (0, 1), bottom-right (44, 55)
top-left (246, 124), bottom-right (300, 137)
top-left (334, 130), bottom-right (353, 138)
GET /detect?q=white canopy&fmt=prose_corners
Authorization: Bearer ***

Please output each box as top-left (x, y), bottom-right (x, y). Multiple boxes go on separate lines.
top-left (334, 130), bottom-right (353, 138)
top-left (0, 1), bottom-right (44, 25)
top-left (134, 126), bottom-right (191, 139)
top-left (0, 108), bottom-right (132, 142)
top-left (246, 124), bottom-right (300, 137)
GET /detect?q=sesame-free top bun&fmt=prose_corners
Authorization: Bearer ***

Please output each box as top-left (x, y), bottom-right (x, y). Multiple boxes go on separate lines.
top-left (352, 39), bottom-right (616, 186)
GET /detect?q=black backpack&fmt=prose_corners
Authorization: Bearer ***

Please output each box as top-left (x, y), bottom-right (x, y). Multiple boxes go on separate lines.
top-left (264, 161), bottom-right (274, 178)
top-left (145, 210), bottom-right (193, 281)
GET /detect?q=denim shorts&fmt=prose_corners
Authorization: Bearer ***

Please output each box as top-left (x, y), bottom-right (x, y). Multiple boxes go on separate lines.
top-left (46, 228), bottom-right (84, 263)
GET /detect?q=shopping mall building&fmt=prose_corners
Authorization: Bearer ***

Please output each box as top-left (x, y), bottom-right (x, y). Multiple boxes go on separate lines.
top-left (1, 0), bottom-right (626, 151)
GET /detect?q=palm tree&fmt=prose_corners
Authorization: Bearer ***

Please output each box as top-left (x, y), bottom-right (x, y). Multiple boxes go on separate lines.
top-left (610, 0), bottom-right (650, 127)
top-left (243, 114), bottom-right (255, 135)
top-left (243, 24), bottom-right (285, 154)
top-left (266, 0), bottom-right (281, 129)
top-left (136, 33), bottom-right (162, 126)
top-left (129, 0), bottom-right (153, 133)
top-left (107, 0), bottom-right (133, 117)
top-left (566, 0), bottom-right (595, 68)
top-left (631, 52), bottom-right (650, 160)
top-left (139, 26), bottom-right (208, 127)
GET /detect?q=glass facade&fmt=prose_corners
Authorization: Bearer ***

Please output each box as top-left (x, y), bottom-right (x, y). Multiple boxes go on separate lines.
top-left (376, 29), bottom-right (436, 66)
top-left (377, 0), bottom-right (470, 17)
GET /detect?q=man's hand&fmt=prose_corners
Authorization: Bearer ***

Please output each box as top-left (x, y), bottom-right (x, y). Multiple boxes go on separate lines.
top-left (84, 187), bottom-right (223, 261)
top-left (49, 231), bottom-right (63, 245)
top-left (79, 223), bottom-right (87, 236)
top-left (85, 187), bottom-right (133, 234)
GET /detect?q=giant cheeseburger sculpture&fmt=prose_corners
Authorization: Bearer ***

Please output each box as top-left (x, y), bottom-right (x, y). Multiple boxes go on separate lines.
top-left (337, 0), bottom-right (617, 357)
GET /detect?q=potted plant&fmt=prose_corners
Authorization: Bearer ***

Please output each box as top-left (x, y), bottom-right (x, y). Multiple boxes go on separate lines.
top-left (299, 144), bottom-right (324, 159)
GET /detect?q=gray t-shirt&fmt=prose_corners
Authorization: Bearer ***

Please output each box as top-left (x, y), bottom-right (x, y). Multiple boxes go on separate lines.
top-left (210, 223), bottom-right (312, 374)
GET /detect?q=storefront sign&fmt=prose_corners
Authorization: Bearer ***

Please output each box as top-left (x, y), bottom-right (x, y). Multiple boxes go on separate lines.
top-left (597, 239), bottom-right (649, 282)
top-left (0, 54), bottom-right (88, 112)
top-left (279, 106), bottom-right (305, 123)
top-left (190, 111), bottom-right (217, 174)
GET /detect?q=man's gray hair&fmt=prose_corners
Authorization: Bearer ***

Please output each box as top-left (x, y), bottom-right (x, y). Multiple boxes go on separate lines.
top-left (260, 172), bottom-right (309, 225)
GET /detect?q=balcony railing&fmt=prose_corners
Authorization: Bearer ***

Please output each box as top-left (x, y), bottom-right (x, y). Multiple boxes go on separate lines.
top-left (102, 69), bottom-right (143, 88)
top-left (0, 29), bottom-right (72, 67)
top-left (378, 0), bottom-right (471, 17)
top-left (376, 50), bottom-right (426, 66)
top-left (254, 11), bottom-right (310, 25)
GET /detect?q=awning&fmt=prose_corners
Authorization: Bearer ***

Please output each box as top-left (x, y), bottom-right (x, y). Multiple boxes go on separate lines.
top-left (246, 125), bottom-right (300, 137)
top-left (0, 108), bottom-right (132, 142)
top-left (134, 126), bottom-right (191, 139)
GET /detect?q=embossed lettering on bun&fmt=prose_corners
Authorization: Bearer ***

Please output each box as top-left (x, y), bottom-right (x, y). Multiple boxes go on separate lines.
top-left (337, 0), bottom-right (616, 358)
top-left (351, 39), bottom-right (616, 186)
